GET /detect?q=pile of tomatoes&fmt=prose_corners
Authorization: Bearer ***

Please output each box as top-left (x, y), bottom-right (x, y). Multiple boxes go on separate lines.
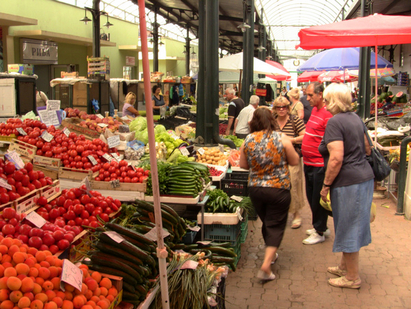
top-left (0, 160), bottom-right (53, 205)
top-left (94, 159), bottom-right (150, 183)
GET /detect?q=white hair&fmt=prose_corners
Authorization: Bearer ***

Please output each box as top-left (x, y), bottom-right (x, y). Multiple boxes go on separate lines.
top-left (249, 95), bottom-right (260, 105)
top-left (225, 87), bottom-right (235, 95)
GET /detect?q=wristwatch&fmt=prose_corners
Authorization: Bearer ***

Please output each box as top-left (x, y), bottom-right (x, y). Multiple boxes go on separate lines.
top-left (323, 184), bottom-right (332, 188)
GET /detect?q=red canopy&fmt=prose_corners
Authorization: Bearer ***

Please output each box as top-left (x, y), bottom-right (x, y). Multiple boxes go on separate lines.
top-left (297, 14), bottom-right (411, 50)
top-left (318, 70), bottom-right (358, 83)
top-left (297, 71), bottom-right (324, 83)
top-left (265, 59), bottom-right (291, 81)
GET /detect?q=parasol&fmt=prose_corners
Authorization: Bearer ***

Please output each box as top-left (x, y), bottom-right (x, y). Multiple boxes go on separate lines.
top-left (296, 13), bottom-right (411, 142)
top-left (317, 70), bottom-right (358, 83)
top-left (265, 59), bottom-right (292, 81)
top-left (297, 70), bottom-right (325, 83)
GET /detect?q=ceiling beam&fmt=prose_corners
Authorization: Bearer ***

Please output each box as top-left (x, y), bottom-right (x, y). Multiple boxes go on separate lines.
top-left (380, 0), bottom-right (402, 14)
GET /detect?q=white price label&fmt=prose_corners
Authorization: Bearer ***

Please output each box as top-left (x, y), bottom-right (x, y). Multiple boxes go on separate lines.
top-left (107, 135), bottom-right (120, 149)
top-left (104, 231), bottom-right (124, 243)
top-left (41, 131), bottom-right (54, 142)
top-left (81, 177), bottom-right (91, 194)
top-left (102, 153), bottom-right (114, 162)
top-left (236, 207), bottom-right (243, 221)
top-left (98, 123), bottom-right (108, 128)
top-left (60, 260), bottom-right (83, 292)
top-left (230, 195), bottom-right (243, 202)
top-left (180, 147), bottom-right (190, 156)
top-left (180, 260), bottom-right (199, 270)
top-left (197, 148), bottom-right (205, 155)
top-left (63, 128), bottom-right (70, 137)
top-left (5, 151), bottom-right (24, 170)
top-left (25, 211), bottom-right (46, 228)
top-left (187, 225), bottom-right (201, 232)
top-left (87, 155), bottom-right (98, 166)
top-left (171, 133), bottom-right (179, 140)
top-left (47, 100), bottom-right (61, 111)
top-left (0, 178), bottom-right (12, 190)
top-left (196, 241), bottom-right (212, 246)
top-left (144, 227), bottom-right (170, 242)
top-left (96, 114), bottom-right (104, 119)
top-left (16, 127), bottom-right (27, 136)
top-left (110, 153), bottom-right (121, 162)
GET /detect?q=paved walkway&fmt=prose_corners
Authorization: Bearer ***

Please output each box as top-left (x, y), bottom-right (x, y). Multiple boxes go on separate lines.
top-left (225, 196), bottom-right (411, 309)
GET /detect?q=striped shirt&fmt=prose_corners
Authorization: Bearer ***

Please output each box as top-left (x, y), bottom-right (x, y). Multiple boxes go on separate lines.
top-left (301, 106), bottom-right (333, 167)
top-left (275, 115), bottom-right (305, 138)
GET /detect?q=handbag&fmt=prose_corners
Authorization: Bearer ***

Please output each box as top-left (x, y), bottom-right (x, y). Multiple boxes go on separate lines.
top-left (290, 115), bottom-right (302, 157)
top-left (363, 124), bottom-right (391, 181)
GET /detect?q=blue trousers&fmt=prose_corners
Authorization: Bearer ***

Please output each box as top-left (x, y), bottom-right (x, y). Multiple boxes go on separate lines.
top-left (304, 165), bottom-right (330, 233)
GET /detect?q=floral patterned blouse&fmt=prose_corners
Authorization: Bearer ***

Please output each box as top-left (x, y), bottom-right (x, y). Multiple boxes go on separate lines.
top-left (243, 130), bottom-right (291, 189)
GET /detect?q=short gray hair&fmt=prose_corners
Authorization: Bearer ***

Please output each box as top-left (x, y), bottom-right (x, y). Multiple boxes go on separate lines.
top-left (225, 87), bottom-right (235, 95)
top-left (249, 95), bottom-right (260, 105)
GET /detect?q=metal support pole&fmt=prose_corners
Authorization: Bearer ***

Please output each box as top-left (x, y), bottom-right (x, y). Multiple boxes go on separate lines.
top-left (92, 0), bottom-right (100, 57)
top-left (185, 27), bottom-right (190, 76)
top-left (396, 136), bottom-right (411, 215)
top-left (257, 9), bottom-right (266, 105)
top-left (241, 0), bottom-right (254, 105)
top-left (196, 0), bottom-right (206, 142)
top-left (153, 7), bottom-right (159, 73)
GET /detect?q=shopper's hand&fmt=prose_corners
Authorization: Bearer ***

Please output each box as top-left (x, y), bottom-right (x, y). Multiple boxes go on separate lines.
top-left (320, 186), bottom-right (330, 202)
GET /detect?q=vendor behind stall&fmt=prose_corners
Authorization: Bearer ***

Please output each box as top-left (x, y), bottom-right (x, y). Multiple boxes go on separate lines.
top-left (36, 87), bottom-right (48, 108)
top-left (122, 92), bottom-right (140, 118)
top-left (152, 85), bottom-right (168, 115)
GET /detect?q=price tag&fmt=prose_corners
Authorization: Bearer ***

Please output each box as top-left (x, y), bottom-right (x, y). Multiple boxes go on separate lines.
top-left (180, 260), bottom-right (199, 270)
top-left (16, 127), bottom-right (27, 136)
top-left (219, 145), bottom-right (224, 153)
top-left (196, 241), bottom-right (212, 246)
top-left (121, 116), bottom-right (129, 121)
top-left (87, 155), bottom-right (98, 166)
top-left (63, 128), bottom-right (70, 137)
top-left (96, 114), bottom-right (104, 119)
top-left (197, 148), bottom-right (205, 155)
top-left (60, 259), bottom-right (83, 292)
top-left (81, 177), bottom-right (91, 195)
top-left (102, 153), bottom-right (114, 162)
top-left (98, 123), bottom-right (108, 128)
top-left (144, 227), bottom-right (170, 242)
top-left (104, 231), bottom-right (124, 243)
top-left (180, 147), bottom-right (190, 156)
top-left (110, 153), bottom-right (121, 162)
top-left (47, 100), bottom-right (61, 111)
top-left (110, 179), bottom-right (120, 188)
top-left (230, 195), bottom-right (243, 202)
top-left (107, 135), bottom-right (120, 148)
top-left (5, 151), bottom-right (24, 170)
top-left (187, 225), bottom-right (201, 232)
top-left (25, 212), bottom-right (46, 228)
top-left (41, 131), bottom-right (54, 142)
top-left (236, 207), bottom-right (243, 221)
top-left (0, 178), bottom-right (12, 190)
top-left (170, 133), bottom-right (179, 140)
top-left (38, 110), bottom-right (60, 127)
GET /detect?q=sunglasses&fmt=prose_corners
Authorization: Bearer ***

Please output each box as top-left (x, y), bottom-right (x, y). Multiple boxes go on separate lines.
top-left (275, 106), bottom-right (288, 110)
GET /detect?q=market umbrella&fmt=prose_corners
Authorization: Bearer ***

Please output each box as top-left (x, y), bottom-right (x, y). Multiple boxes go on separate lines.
top-left (297, 47), bottom-right (393, 71)
top-left (349, 67), bottom-right (395, 78)
top-left (296, 13), bottom-right (411, 141)
top-left (265, 59), bottom-right (292, 81)
top-left (297, 70), bottom-right (324, 83)
top-left (317, 70), bottom-right (358, 83)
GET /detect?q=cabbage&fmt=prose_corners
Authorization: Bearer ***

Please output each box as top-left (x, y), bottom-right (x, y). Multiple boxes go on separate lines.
top-left (129, 117), bottom-right (147, 132)
top-left (154, 124), bottom-right (166, 134)
top-left (135, 129), bottom-right (149, 145)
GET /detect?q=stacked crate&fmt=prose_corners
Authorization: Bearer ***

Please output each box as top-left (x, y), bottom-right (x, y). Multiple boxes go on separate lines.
top-left (87, 56), bottom-right (110, 80)
top-left (397, 72), bottom-right (409, 86)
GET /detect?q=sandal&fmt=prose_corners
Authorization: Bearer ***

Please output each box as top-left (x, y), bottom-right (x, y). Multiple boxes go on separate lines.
top-left (271, 253), bottom-right (279, 265)
top-left (328, 276), bottom-right (361, 289)
top-left (257, 270), bottom-right (276, 281)
top-left (291, 218), bottom-right (302, 229)
top-left (327, 266), bottom-right (347, 277)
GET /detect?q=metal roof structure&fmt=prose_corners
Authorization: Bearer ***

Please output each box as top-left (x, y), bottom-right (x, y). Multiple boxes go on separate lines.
top-left (57, 0), bottom-right (411, 61)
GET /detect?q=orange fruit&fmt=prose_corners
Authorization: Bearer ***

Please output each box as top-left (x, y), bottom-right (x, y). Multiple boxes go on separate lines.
top-left (12, 252), bottom-right (26, 265)
top-left (15, 263), bottom-right (30, 276)
top-left (0, 289), bottom-right (10, 302)
top-left (9, 290), bottom-right (24, 303)
top-left (61, 300), bottom-right (73, 309)
top-left (34, 252), bottom-right (46, 263)
top-left (21, 277), bottom-right (35, 293)
top-left (30, 300), bottom-right (43, 309)
top-left (17, 296), bottom-right (31, 309)
top-left (72, 295), bottom-right (85, 309)
top-left (4, 267), bottom-right (17, 277)
top-left (98, 278), bottom-right (111, 290)
top-left (42, 281), bottom-right (54, 291)
top-left (43, 301), bottom-right (57, 309)
top-left (7, 276), bottom-right (22, 291)
top-left (0, 300), bottom-right (14, 309)
top-left (34, 293), bottom-right (48, 303)
top-left (38, 268), bottom-right (50, 280)
top-left (90, 272), bottom-right (101, 284)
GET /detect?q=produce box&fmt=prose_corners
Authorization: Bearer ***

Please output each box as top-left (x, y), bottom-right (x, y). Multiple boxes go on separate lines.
top-left (221, 179), bottom-right (248, 196)
top-left (58, 167), bottom-right (96, 181)
top-left (15, 190), bottom-right (38, 215)
top-left (197, 208), bottom-right (243, 225)
top-left (8, 64), bottom-right (34, 75)
top-left (61, 118), bottom-right (100, 138)
top-left (8, 139), bottom-right (37, 160)
top-left (38, 179), bottom-right (61, 202)
top-left (145, 195), bottom-right (200, 204)
top-left (90, 179), bottom-right (146, 192)
top-left (202, 221), bottom-right (242, 243)
top-left (33, 164), bottom-right (59, 179)
top-left (33, 155), bottom-right (61, 169)
top-left (0, 134), bottom-right (16, 142)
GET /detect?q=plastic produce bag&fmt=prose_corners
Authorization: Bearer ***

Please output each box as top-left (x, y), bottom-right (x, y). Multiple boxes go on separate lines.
top-left (125, 140), bottom-right (145, 160)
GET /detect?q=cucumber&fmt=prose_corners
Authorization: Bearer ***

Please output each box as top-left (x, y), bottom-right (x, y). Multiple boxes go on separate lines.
top-left (91, 251), bottom-right (149, 277)
top-left (207, 246), bottom-right (237, 257)
top-left (95, 242), bottom-right (144, 267)
top-left (86, 263), bottom-right (139, 286)
top-left (211, 255), bottom-right (235, 264)
top-left (122, 281), bottom-right (137, 294)
top-left (98, 234), bottom-right (156, 267)
top-left (133, 201), bottom-right (179, 226)
top-left (105, 223), bottom-right (156, 247)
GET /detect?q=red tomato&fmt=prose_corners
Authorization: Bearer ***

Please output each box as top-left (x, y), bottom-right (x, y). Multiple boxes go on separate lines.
top-left (57, 239), bottom-right (70, 250)
top-left (131, 177), bottom-right (139, 183)
top-left (28, 236), bottom-right (43, 249)
top-left (144, 170), bottom-right (150, 176)
top-left (37, 196), bottom-right (48, 206)
top-left (73, 204), bottom-right (84, 215)
top-left (124, 177), bottom-right (131, 183)
top-left (127, 170), bottom-right (136, 178)
top-left (100, 213), bottom-right (109, 222)
top-left (4, 162), bottom-right (15, 175)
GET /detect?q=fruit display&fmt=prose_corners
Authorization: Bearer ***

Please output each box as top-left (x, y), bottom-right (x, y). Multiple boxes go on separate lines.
top-left (93, 160), bottom-right (149, 183)
top-left (0, 160), bottom-right (53, 205)
top-left (208, 166), bottom-right (223, 177)
top-left (77, 117), bottom-right (122, 134)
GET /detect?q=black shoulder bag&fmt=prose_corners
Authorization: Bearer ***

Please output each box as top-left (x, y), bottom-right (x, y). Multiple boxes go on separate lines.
top-left (363, 124), bottom-right (391, 181)
top-left (290, 115), bottom-right (302, 157)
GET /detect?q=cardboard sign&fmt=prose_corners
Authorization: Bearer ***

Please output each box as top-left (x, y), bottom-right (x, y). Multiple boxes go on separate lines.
top-left (16, 127), bottom-right (27, 136)
top-left (96, 114), bottom-right (104, 119)
top-left (107, 135), bottom-right (120, 148)
top-left (197, 148), bottom-right (205, 155)
top-left (102, 153), bottom-right (114, 162)
top-left (60, 260), bottom-right (83, 292)
top-left (38, 110), bottom-right (60, 127)
top-left (110, 179), bottom-right (120, 188)
top-left (144, 227), bottom-right (170, 242)
top-left (104, 231), bottom-right (124, 243)
top-left (180, 260), bottom-right (199, 270)
top-left (87, 155), bottom-right (98, 166)
top-left (110, 153), bottom-right (122, 162)
top-left (0, 178), bottom-right (12, 190)
top-left (63, 128), bottom-right (70, 137)
top-left (25, 211), bottom-right (46, 228)
top-left (230, 195), bottom-right (243, 202)
top-left (47, 100), bottom-right (61, 111)
top-left (98, 123), bottom-right (108, 128)
top-left (5, 151), bottom-right (24, 170)
top-left (41, 131), bottom-right (54, 142)
top-left (180, 147), bottom-right (189, 156)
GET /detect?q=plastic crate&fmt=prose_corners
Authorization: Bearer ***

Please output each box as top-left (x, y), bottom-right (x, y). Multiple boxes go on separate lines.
top-left (182, 230), bottom-right (198, 244)
top-left (230, 233), bottom-right (242, 270)
top-left (221, 179), bottom-right (248, 196)
top-left (203, 221), bottom-right (241, 243)
top-left (226, 171), bottom-right (248, 180)
top-left (240, 215), bottom-right (248, 243)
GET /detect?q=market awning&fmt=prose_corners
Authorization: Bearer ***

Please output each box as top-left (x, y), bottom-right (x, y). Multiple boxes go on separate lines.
top-left (13, 30), bottom-right (116, 47)
top-left (0, 12), bottom-right (37, 26)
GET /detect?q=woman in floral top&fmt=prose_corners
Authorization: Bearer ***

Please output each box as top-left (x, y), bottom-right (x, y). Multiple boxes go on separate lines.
top-left (240, 108), bottom-right (300, 281)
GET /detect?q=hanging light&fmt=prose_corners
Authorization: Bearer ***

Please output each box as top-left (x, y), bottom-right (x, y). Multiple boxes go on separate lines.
top-left (80, 9), bottom-right (91, 25)
top-left (182, 45), bottom-right (187, 54)
top-left (104, 15), bottom-right (113, 28)
top-left (237, 23), bottom-right (251, 33)
top-left (191, 48), bottom-right (196, 55)
top-left (159, 40), bottom-right (165, 46)
top-left (149, 38), bottom-right (154, 43)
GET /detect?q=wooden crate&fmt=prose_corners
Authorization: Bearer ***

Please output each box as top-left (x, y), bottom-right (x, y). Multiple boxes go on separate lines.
top-left (38, 180), bottom-right (61, 202)
top-left (61, 119), bottom-right (100, 138)
top-left (58, 167), bottom-right (96, 181)
top-left (33, 164), bottom-right (59, 179)
top-left (33, 155), bottom-right (61, 169)
top-left (90, 180), bottom-right (146, 192)
top-left (87, 56), bottom-right (110, 80)
top-left (9, 139), bottom-right (37, 160)
top-left (15, 190), bottom-right (39, 215)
